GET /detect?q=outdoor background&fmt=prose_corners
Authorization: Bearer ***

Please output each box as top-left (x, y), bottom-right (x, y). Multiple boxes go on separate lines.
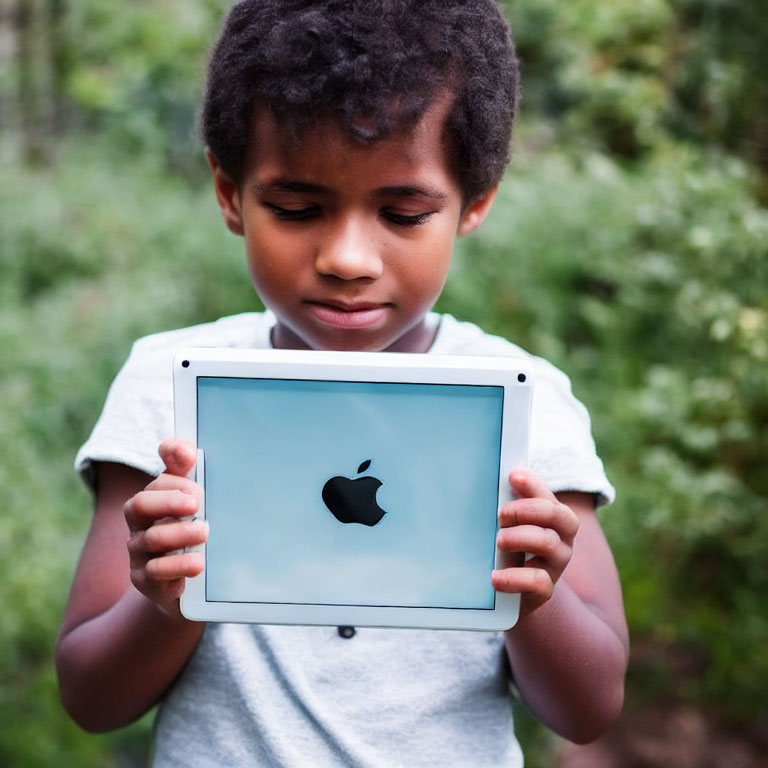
top-left (1, 0), bottom-right (766, 766)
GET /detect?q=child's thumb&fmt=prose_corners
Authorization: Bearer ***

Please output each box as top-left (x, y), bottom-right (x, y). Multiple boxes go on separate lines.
top-left (158, 438), bottom-right (198, 477)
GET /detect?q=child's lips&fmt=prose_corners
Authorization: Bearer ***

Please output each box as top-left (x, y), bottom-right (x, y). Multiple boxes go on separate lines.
top-left (306, 299), bottom-right (390, 329)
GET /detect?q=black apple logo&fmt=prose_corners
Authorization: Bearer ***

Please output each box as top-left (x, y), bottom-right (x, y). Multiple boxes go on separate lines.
top-left (322, 459), bottom-right (387, 526)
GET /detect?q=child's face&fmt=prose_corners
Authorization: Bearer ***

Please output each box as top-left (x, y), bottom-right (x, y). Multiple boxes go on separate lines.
top-left (210, 102), bottom-right (496, 352)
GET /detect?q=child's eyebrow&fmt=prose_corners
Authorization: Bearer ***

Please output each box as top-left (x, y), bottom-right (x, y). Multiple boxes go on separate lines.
top-left (377, 185), bottom-right (449, 204)
top-left (252, 179), bottom-right (327, 195)
top-left (252, 179), bottom-right (449, 204)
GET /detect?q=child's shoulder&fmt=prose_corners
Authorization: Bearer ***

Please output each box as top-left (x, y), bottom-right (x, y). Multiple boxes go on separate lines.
top-left (432, 313), bottom-right (528, 356)
top-left (128, 311), bottom-right (273, 362)
top-left (433, 313), bottom-right (573, 392)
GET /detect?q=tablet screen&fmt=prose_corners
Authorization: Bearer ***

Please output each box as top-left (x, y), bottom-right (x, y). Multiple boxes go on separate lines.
top-left (197, 376), bottom-right (504, 611)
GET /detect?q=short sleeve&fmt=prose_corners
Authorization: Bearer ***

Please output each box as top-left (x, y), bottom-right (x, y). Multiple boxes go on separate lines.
top-left (74, 312), bottom-right (274, 491)
top-left (527, 357), bottom-right (615, 507)
top-left (74, 338), bottom-right (174, 490)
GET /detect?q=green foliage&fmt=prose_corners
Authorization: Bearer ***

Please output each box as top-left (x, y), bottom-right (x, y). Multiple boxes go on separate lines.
top-left (505, 0), bottom-right (768, 173)
top-left (441, 134), bottom-right (768, 723)
top-left (0, 141), bottom-right (257, 767)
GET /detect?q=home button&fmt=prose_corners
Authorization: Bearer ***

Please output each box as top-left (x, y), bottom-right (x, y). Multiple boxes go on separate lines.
top-left (337, 626), bottom-right (356, 639)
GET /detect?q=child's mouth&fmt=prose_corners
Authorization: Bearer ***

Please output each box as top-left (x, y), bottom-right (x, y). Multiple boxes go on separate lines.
top-left (306, 300), bottom-right (389, 329)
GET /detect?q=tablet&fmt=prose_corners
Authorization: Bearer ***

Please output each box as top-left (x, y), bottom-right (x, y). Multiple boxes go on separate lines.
top-left (173, 348), bottom-right (532, 630)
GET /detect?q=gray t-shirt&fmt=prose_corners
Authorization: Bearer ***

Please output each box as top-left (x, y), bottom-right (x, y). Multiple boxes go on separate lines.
top-left (76, 311), bottom-right (614, 768)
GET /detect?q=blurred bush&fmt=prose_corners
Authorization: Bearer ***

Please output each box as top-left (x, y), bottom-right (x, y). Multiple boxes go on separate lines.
top-left (0, 142), bottom-right (255, 767)
top-left (442, 139), bottom-right (768, 722)
top-left (1, 0), bottom-right (766, 765)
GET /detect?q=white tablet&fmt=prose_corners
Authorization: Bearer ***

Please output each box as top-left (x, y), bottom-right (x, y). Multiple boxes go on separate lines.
top-left (173, 348), bottom-right (532, 630)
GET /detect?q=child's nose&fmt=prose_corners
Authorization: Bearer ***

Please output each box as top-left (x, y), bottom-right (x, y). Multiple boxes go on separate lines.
top-left (314, 217), bottom-right (383, 281)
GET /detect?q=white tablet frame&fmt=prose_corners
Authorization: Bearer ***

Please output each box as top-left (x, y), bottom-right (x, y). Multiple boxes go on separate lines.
top-left (174, 347), bottom-right (532, 630)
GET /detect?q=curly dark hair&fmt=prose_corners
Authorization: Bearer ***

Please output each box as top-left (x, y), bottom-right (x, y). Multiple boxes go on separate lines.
top-left (201, 0), bottom-right (519, 202)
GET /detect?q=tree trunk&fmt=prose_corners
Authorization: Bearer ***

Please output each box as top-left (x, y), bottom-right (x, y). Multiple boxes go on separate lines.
top-left (15, 0), bottom-right (45, 164)
top-left (46, 0), bottom-right (69, 133)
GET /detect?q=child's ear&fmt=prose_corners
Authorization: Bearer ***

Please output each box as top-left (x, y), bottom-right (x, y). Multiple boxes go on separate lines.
top-left (206, 148), bottom-right (245, 236)
top-left (457, 184), bottom-right (499, 237)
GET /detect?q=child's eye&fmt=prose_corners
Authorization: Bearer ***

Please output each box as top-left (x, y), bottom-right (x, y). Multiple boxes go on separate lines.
top-left (264, 203), bottom-right (320, 221)
top-left (382, 210), bottom-right (434, 227)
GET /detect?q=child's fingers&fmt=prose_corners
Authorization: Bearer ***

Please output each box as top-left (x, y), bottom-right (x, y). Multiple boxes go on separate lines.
top-left (508, 468), bottom-right (558, 502)
top-left (158, 438), bottom-right (198, 478)
top-left (144, 552), bottom-right (205, 582)
top-left (145, 518), bottom-right (208, 553)
top-left (496, 525), bottom-right (572, 573)
top-left (128, 519), bottom-right (208, 558)
top-left (491, 565), bottom-right (553, 605)
top-left (145, 472), bottom-right (201, 496)
top-left (166, 578), bottom-right (187, 601)
top-left (497, 523), bottom-right (560, 559)
top-left (130, 554), bottom-right (203, 614)
top-left (124, 489), bottom-right (199, 531)
top-left (498, 497), bottom-right (579, 541)
top-left (494, 472), bottom-right (583, 614)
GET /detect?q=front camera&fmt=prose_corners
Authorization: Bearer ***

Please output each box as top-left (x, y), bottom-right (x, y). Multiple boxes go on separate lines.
top-left (517, 373), bottom-right (526, 383)
top-left (182, 360), bottom-right (190, 368)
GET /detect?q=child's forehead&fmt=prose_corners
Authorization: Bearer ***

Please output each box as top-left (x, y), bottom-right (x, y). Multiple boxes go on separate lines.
top-left (245, 99), bottom-right (458, 183)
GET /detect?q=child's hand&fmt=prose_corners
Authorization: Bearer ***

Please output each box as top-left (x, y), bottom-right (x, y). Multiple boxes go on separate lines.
top-left (492, 469), bottom-right (580, 616)
top-left (123, 438), bottom-right (208, 617)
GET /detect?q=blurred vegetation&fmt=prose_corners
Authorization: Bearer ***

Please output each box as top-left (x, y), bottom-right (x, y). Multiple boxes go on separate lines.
top-left (0, 0), bottom-right (766, 766)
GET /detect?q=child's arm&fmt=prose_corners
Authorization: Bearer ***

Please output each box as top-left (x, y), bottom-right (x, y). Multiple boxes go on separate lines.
top-left (56, 440), bottom-right (208, 732)
top-left (492, 470), bottom-right (629, 744)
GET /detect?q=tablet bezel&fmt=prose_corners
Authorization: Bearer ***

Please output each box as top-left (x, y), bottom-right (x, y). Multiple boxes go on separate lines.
top-left (173, 348), bottom-right (532, 631)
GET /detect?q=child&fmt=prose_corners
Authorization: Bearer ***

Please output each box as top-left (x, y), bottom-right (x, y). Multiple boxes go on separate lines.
top-left (56, 1), bottom-right (628, 765)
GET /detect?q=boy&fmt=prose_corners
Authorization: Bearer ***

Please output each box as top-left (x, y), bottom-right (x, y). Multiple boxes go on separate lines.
top-left (56, 1), bottom-right (628, 766)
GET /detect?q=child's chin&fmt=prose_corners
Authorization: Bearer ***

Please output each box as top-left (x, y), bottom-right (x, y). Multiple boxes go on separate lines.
top-left (310, 334), bottom-right (391, 353)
